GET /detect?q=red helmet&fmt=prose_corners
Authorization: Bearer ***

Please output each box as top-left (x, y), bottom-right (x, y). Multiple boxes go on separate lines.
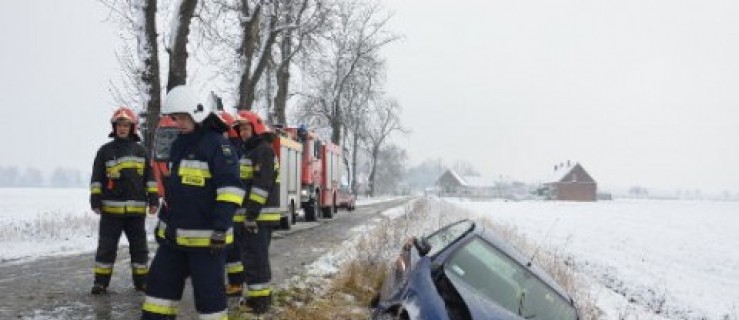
top-left (217, 111), bottom-right (239, 138)
top-left (109, 107), bottom-right (140, 140)
top-left (236, 110), bottom-right (269, 135)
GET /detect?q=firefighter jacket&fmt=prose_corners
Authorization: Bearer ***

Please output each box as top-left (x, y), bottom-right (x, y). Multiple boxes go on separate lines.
top-left (90, 137), bottom-right (158, 216)
top-left (238, 135), bottom-right (280, 226)
top-left (155, 128), bottom-right (245, 251)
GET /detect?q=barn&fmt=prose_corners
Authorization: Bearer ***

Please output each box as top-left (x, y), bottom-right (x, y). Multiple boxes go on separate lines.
top-left (545, 162), bottom-right (597, 201)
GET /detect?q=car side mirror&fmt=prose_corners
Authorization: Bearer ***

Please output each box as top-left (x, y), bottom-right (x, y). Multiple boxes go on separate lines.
top-left (414, 238), bottom-right (432, 256)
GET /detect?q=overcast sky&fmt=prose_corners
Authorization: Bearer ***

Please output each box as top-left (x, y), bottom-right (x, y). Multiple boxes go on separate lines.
top-left (381, 0), bottom-right (739, 194)
top-left (1, 1), bottom-right (738, 194)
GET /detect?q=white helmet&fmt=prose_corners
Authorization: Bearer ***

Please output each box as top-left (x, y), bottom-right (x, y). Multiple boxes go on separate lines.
top-left (163, 85), bottom-right (210, 123)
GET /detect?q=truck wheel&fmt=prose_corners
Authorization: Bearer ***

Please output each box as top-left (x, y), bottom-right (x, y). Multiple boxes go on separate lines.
top-left (280, 211), bottom-right (292, 230)
top-left (304, 203), bottom-right (317, 222)
top-left (322, 205), bottom-right (333, 219)
top-left (290, 203), bottom-right (298, 225)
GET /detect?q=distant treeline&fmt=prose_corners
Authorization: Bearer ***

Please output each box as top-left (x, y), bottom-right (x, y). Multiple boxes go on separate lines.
top-left (0, 166), bottom-right (88, 188)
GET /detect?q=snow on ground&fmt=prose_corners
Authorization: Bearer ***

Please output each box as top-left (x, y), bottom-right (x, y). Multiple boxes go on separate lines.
top-left (448, 198), bottom-right (739, 320)
top-left (303, 198), bottom-right (419, 278)
top-left (7, 188), bottom-right (734, 319)
top-left (0, 188), bottom-right (404, 265)
top-left (0, 188), bottom-right (101, 263)
top-left (356, 195), bottom-right (406, 207)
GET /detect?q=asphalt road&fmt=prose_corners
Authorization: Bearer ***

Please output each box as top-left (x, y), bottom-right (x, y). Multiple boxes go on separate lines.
top-left (0, 198), bottom-right (411, 320)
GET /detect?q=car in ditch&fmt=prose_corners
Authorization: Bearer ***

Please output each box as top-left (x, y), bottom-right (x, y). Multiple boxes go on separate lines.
top-left (371, 219), bottom-right (579, 320)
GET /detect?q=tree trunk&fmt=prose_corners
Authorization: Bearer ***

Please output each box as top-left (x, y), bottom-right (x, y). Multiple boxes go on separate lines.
top-left (273, 30), bottom-right (292, 124)
top-left (368, 146), bottom-right (380, 197)
top-left (350, 132), bottom-right (360, 194)
top-left (330, 106), bottom-right (342, 144)
top-left (142, 0), bottom-right (161, 152)
top-left (236, 2), bottom-right (278, 111)
top-left (166, 0), bottom-right (198, 92)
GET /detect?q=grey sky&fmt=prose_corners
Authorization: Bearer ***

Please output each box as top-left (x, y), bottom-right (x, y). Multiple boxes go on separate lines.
top-left (382, 0), bottom-right (739, 193)
top-left (0, 1), bottom-right (116, 177)
top-left (0, 1), bottom-right (737, 194)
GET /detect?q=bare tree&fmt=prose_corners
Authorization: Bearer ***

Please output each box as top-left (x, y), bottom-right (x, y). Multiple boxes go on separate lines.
top-left (235, 0), bottom-right (281, 110)
top-left (272, 0), bottom-right (327, 124)
top-left (341, 57), bottom-right (382, 193)
top-left (364, 98), bottom-right (406, 196)
top-left (372, 144), bottom-right (407, 195)
top-left (101, 0), bottom-right (162, 150)
top-left (198, 1), bottom-right (286, 112)
top-left (298, 0), bottom-right (399, 144)
top-left (166, 0), bottom-right (198, 92)
top-left (455, 160), bottom-right (480, 176)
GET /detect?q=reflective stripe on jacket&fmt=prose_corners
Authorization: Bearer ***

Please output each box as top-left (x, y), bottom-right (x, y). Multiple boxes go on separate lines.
top-left (157, 129), bottom-right (244, 250)
top-left (90, 137), bottom-right (158, 216)
top-left (238, 135), bottom-right (280, 226)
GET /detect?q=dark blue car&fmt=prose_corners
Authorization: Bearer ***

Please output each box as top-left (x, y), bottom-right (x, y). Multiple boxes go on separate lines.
top-left (371, 219), bottom-right (579, 320)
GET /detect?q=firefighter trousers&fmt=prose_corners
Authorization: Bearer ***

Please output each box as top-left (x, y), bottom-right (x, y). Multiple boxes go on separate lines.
top-left (239, 224), bottom-right (273, 311)
top-left (141, 244), bottom-right (228, 319)
top-left (225, 223), bottom-right (245, 285)
top-left (94, 215), bottom-right (148, 288)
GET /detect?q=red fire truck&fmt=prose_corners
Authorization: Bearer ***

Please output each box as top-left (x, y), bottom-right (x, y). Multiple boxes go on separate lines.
top-left (271, 129), bottom-right (303, 230)
top-left (287, 127), bottom-right (342, 222)
top-left (150, 117), bottom-right (303, 230)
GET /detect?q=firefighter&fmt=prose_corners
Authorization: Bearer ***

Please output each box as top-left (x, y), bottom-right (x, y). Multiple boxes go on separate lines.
top-left (234, 110), bottom-right (279, 314)
top-left (89, 107), bottom-right (158, 294)
top-left (141, 86), bottom-right (244, 320)
top-left (218, 111), bottom-right (247, 296)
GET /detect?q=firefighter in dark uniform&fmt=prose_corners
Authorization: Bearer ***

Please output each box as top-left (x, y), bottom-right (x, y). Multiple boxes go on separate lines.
top-left (234, 110), bottom-right (280, 314)
top-left (90, 107), bottom-right (158, 294)
top-left (218, 111), bottom-right (247, 296)
top-left (141, 86), bottom-right (245, 320)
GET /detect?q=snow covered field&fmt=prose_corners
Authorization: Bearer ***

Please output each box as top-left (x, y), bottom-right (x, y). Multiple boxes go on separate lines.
top-left (0, 188), bottom-right (402, 264)
top-left (0, 188), bottom-right (101, 263)
top-left (449, 198), bottom-right (739, 320)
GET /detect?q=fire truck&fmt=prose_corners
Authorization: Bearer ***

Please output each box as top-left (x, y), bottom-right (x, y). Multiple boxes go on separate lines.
top-left (150, 116), bottom-right (303, 230)
top-left (287, 126), bottom-right (342, 222)
top-left (270, 128), bottom-right (303, 230)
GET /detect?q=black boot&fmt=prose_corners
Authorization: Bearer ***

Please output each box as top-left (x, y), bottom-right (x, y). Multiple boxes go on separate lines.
top-left (134, 282), bottom-right (146, 292)
top-left (91, 283), bottom-right (108, 295)
top-left (249, 295), bottom-right (272, 314)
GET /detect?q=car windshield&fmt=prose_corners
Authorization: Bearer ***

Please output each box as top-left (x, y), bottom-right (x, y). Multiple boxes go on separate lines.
top-left (152, 127), bottom-right (179, 161)
top-left (444, 237), bottom-right (578, 320)
top-left (423, 220), bottom-right (474, 257)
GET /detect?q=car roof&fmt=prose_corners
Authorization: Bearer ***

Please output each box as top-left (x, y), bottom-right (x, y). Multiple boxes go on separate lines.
top-left (469, 223), bottom-right (574, 302)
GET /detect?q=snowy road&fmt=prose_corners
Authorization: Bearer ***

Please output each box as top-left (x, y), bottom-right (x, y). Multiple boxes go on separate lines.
top-left (0, 198), bottom-right (411, 320)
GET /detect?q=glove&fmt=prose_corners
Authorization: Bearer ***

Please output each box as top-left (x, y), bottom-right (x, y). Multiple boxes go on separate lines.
top-left (210, 230), bottom-right (227, 254)
top-left (244, 220), bottom-right (259, 234)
